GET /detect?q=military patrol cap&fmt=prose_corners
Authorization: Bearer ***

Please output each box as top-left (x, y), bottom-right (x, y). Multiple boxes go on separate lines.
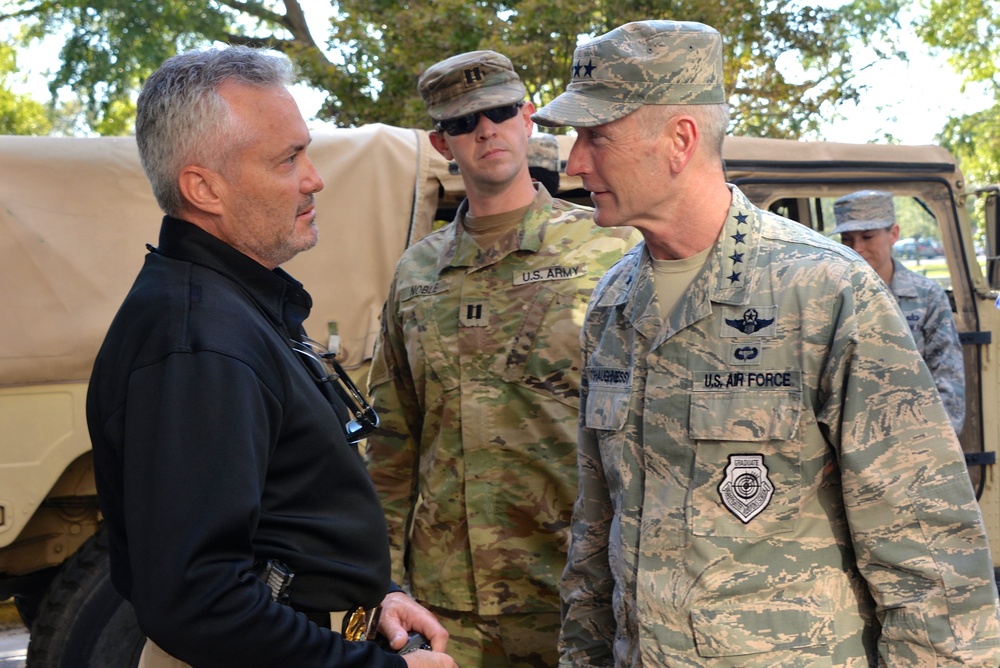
top-left (418, 50), bottom-right (527, 122)
top-left (527, 133), bottom-right (560, 173)
top-left (832, 190), bottom-right (896, 235)
top-left (532, 20), bottom-right (725, 128)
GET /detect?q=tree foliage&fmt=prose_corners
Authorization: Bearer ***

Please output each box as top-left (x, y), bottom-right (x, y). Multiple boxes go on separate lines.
top-left (2, 0), bottom-right (903, 138)
top-left (0, 41), bottom-right (51, 134)
top-left (916, 0), bottom-right (1000, 185)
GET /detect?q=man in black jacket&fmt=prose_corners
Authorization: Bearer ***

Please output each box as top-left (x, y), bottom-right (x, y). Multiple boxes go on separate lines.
top-left (87, 45), bottom-right (455, 668)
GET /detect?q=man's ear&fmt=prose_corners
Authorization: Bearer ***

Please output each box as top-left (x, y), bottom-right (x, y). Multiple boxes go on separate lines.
top-left (428, 130), bottom-right (453, 161)
top-left (667, 115), bottom-right (700, 174)
top-left (178, 165), bottom-right (224, 216)
top-left (521, 101), bottom-right (536, 136)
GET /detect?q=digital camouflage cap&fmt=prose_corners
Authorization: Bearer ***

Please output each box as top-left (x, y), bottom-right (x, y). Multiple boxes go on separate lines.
top-left (532, 20), bottom-right (725, 128)
top-left (418, 50), bottom-right (527, 122)
top-left (527, 133), bottom-right (560, 173)
top-left (832, 190), bottom-right (896, 235)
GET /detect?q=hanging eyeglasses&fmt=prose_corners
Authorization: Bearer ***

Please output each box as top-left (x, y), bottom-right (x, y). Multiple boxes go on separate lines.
top-left (290, 337), bottom-right (380, 444)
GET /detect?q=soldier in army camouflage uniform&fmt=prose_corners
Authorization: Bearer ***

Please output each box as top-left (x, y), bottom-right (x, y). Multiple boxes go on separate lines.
top-left (532, 20), bottom-right (1000, 667)
top-left (365, 50), bottom-right (639, 667)
top-left (833, 189), bottom-right (966, 433)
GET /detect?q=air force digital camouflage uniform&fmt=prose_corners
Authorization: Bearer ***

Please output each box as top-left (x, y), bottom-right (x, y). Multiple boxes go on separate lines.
top-left (889, 258), bottom-right (966, 430)
top-left (365, 49), bottom-right (639, 663)
top-left (833, 190), bottom-right (966, 433)
top-left (532, 20), bottom-right (1000, 667)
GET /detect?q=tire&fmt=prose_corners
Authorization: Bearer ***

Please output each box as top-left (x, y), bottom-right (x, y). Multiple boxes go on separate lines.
top-left (27, 527), bottom-right (145, 668)
top-left (9, 566), bottom-right (59, 629)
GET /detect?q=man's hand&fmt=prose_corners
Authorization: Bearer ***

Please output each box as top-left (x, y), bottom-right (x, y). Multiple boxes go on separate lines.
top-left (401, 649), bottom-right (459, 667)
top-left (377, 591), bottom-right (450, 654)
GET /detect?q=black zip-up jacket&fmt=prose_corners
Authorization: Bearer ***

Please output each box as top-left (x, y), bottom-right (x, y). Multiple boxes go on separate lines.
top-left (87, 216), bottom-right (405, 667)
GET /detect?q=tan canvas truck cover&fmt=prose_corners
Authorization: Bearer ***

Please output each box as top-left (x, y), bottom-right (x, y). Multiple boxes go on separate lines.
top-left (0, 124), bottom-right (448, 556)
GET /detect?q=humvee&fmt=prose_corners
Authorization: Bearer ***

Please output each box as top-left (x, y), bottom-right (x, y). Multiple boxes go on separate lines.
top-left (1, 127), bottom-right (997, 666)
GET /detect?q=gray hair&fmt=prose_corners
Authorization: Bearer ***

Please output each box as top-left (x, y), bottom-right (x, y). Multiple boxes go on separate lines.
top-left (636, 103), bottom-right (730, 163)
top-left (136, 46), bottom-right (294, 216)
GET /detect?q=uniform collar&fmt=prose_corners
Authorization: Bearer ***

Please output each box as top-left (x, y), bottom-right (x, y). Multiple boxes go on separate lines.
top-left (889, 258), bottom-right (921, 298)
top-left (594, 185), bottom-right (761, 310)
top-left (437, 185), bottom-right (553, 272)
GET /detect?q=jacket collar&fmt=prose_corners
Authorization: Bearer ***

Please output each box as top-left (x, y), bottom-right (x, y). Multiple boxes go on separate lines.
top-left (152, 216), bottom-right (313, 337)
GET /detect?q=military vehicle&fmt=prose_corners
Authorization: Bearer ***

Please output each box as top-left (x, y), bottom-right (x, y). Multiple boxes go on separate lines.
top-left (1, 126), bottom-right (997, 666)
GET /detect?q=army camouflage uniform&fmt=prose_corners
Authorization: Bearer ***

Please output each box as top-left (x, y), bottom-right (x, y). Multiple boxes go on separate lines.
top-left (564, 185), bottom-right (1000, 666)
top-left (888, 258), bottom-right (966, 432)
top-left (366, 187), bottom-right (638, 652)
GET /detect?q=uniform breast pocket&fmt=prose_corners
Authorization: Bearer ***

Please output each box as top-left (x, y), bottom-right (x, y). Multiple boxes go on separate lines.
top-left (401, 297), bottom-right (461, 403)
top-left (688, 390), bottom-right (803, 537)
top-left (502, 287), bottom-right (588, 407)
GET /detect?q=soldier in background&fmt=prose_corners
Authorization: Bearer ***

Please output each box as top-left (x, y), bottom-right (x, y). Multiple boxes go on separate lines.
top-left (527, 132), bottom-right (561, 196)
top-left (533, 20), bottom-right (1000, 666)
top-left (833, 189), bottom-right (966, 433)
top-left (365, 50), bottom-right (638, 667)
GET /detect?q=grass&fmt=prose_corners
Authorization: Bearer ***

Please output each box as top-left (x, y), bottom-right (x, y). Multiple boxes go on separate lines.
top-left (900, 257), bottom-right (951, 280)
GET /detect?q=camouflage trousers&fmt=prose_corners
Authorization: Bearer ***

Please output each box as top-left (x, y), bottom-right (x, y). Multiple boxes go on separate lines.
top-left (425, 602), bottom-right (561, 667)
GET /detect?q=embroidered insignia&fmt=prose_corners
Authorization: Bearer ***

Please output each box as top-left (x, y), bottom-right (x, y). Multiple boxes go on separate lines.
top-left (726, 271), bottom-right (742, 284)
top-left (401, 281), bottom-right (448, 301)
top-left (513, 265), bottom-right (586, 285)
top-left (459, 299), bottom-right (490, 327)
top-left (732, 344), bottom-right (761, 365)
top-left (734, 212), bottom-right (748, 225)
top-left (731, 231), bottom-right (747, 245)
top-left (582, 59), bottom-right (596, 77)
top-left (729, 252), bottom-right (744, 264)
top-left (724, 307), bottom-right (776, 336)
top-left (462, 67), bottom-right (484, 86)
top-left (718, 454), bottom-right (774, 523)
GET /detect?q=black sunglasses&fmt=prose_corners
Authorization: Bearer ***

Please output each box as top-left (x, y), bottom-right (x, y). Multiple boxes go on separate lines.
top-left (435, 103), bottom-right (524, 136)
top-left (290, 337), bottom-right (380, 444)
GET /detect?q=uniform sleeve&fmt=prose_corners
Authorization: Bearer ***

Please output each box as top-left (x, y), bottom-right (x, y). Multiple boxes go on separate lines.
top-left (365, 281), bottom-right (423, 582)
top-left (121, 352), bottom-right (405, 668)
top-left (559, 319), bottom-right (618, 667)
top-left (921, 284), bottom-right (966, 433)
top-left (817, 265), bottom-right (1000, 665)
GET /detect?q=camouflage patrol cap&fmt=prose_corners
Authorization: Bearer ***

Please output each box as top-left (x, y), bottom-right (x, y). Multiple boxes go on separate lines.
top-left (527, 133), bottom-right (560, 172)
top-left (832, 190), bottom-right (896, 235)
top-left (532, 20), bottom-right (725, 128)
top-left (418, 50), bottom-right (527, 122)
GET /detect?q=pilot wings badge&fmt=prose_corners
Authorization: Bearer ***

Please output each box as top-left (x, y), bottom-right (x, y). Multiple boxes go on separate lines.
top-left (718, 454), bottom-right (774, 523)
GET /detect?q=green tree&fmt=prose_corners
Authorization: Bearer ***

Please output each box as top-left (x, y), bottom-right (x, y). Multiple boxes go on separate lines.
top-left (2, 0), bottom-right (902, 137)
top-left (0, 40), bottom-right (51, 134)
top-left (916, 0), bottom-right (1000, 185)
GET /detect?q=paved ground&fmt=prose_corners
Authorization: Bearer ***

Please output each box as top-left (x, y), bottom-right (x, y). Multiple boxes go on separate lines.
top-left (0, 602), bottom-right (27, 668)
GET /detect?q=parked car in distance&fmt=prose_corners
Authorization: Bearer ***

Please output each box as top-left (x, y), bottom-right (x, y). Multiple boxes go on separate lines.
top-left (895, 236), bottom-right (944, 259)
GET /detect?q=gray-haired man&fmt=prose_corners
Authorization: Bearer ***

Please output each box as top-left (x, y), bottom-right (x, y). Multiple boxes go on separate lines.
top-left (533, 20), bottom-right (1000, 666)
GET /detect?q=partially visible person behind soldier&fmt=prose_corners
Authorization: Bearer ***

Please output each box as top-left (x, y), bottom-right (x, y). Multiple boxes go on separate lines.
top-left (86, 45), bottom-right (456, 668)
top-left (364, 50), bottom-right (638, 668)
top-left (527, 132), bottom-right (561, 195)
top-left (532, 20), bottom-right (1000, 667)
top-left (833, 189), bottom-right (966, 433)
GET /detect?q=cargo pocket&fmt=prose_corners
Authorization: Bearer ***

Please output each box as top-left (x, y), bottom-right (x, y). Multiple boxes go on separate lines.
top-left (689, 390), bottom-right (802, 537)
top-left (691, 601), bottom-right (833, 666)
